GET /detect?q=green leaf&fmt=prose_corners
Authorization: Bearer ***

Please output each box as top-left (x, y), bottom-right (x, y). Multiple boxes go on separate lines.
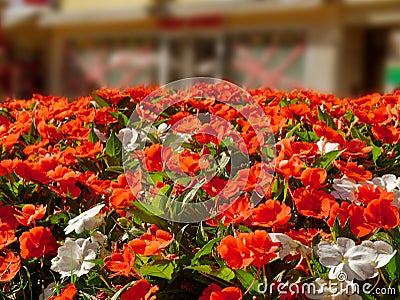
top-left (330, 215), bottom-right (356, 241)
top-left (188, 265), bottom-right (234, 282)
top-left (196, 221), bottom-right (208, 247)
top-left (117, 96), bottom-right (132, 108)
top-left (317, 107), bottom-right (336, 129)
top-left (372, 143), bottom-right (382, 165)
top-left (130, 202), bottom-right (168, 229)
top-left (235, 269), bottom-right (261, 293)
top-left (92, 93), bottom-right (111, 108)
top-left (106, 131), bottom-right (122, 159)
top-left (315, 150), bottom-right (342, 170)
top-left (351, 127), bottom-right (368, 141)
top-left (191, 237), bottom-right (223, 265)
top-left (140, 260), bottom-right (174, 280)
top-left (48, 212), bottom-right (69, 225)
top-left (105, 166), bottom-right (124, 174)
top-left (386, 252), bottom-right (400, 282)
top-left (88, 128), bottom-right (99, 144)
top-left (150, 95), bottom-right (165, 104)
top-left (285, 123), bottom-right (301, 139)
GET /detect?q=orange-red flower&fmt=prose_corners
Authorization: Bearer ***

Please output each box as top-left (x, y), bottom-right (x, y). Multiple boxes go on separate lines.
top-left (354, 184), bottom-right (394, 206)
top-left (250, 199), bottom-right (291, 228)
top-left (200, 283), bottom-right (243, 300)
top-left (104, 243), bottom-right (136, 278)
top-left (275, 153), bottom-right (304, 180)
top-left (0, 252), bottom-right (20, 282)
top-left (218, 230), bottom-right (279, 269)
top-left (144, 144), bottom-right (164, 172)
top-left (278, 138), bottom-right (318, 158)
top-left (241, 230), bottom-right (280, 267)
top-left (217, 234), bottom-right (253, 269)
top-left (0, 206), bottom-right (20, 229)
top-left (49, 283), bottom-right (77, 300)
top-left (109, 172), bottom-right (141, 210)
top-left (333, 160), bottom-right (372, 181)
top-left (178, 150), bottom-right (201, 175)
top-left (19, 226), bottom-right (58, 259)
top-left (207, 195), bottom-right (253, 227)
top-left (14, 161), bottom-right (49, 184)
top-left (327, 202), bottom-right (374, 238)
top-left (129, 225), bottom-right (173, 256)
top-left (371, 125), bottom-right (400, 144)
top-left (14, 204), bottom-right (46, 227)
top-left (340, 139), bottom-right (373, 159)
top-left (364, 198), bottom-right (399, 229)
top-left (300, 167), bottom-right (327, 188)
top-left (293, 188), bottom-right (335, 219)
top-left (121, 278), bottom-right (159, 300)
top-left (0, 221), bottom-right (17, 250)
top-left (313, 122), bottom-right (344, 144)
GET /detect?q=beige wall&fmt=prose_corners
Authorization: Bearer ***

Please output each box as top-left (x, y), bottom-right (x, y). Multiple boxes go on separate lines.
top-left (58, 0), bottom-right (217, 12)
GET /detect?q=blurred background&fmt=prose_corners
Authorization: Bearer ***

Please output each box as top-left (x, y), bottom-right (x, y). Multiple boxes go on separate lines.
top-left (1, 0), bottom-right (400, 99)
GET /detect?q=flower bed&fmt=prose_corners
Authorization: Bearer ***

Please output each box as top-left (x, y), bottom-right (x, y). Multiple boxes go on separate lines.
top-left (0, 83), bottom-right (399, 299)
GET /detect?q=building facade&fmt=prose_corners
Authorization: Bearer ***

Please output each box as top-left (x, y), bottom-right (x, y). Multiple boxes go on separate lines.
top-left (2, 0), bottom-right (400, 99)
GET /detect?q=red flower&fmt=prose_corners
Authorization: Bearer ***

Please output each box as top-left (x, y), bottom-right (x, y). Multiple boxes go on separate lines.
top-left (0, 221), bottom-right (17, 250)
top-left (104, 244), bottom-right (136, 278)
top-left (276, 153), bottom-right (304, 180)
top-left (250, 199), bottom-right (291, 228)
top-left (364, 198), bottom-right (399, 229)
top-left (14, 204), bottom-right (46, 227)
top-left (202, 177), bottom-right (227, 197)
top-left (371, 125), bottom-right (400, 144)
top-left (293, 188), bottom-right (335, 219)
top-left (129, 225), bottom-right (173, 256)
top-left (121, 278), bottom-right (159, 300)
top-left (178, 150), bottom-right (201, 175)
top-left (207, 195), bottom-right (253, 227)
top-left (313, 122), bottom-right (344, 144)
top-left (144, 144), bottom-right (164, 172)
top-left (300, 168), bottom-right (327, 188)
top-left (218, 230), bottom-right (279, 269)
top-left (14, 161), bottom-right (49, 184)
top-left (278, 138), bottom-right (318, 158)
top-left (19, 226), bottom-right (58, 259)
top-left (340, 139), bottom-right (373, 159)
top-left (354, 184), bottom-right (394, 206)
top-left (200, 283), bottom-right (243, 300)
top-left (333, 160), bottom-right (372, 181)
top-left (0, 252), bottom-right (20, 282)
top-left (0, 205), bottom-right (20, 229)
top-left (49, 284), bottom-right (76, 300)
top-left (218, 234), bottom-right (253, 269)
top-left (241, 230), bottom-right (279, 267)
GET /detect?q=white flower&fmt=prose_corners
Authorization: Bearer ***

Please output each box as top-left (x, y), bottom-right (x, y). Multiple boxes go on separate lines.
top-left (140, 123), bottom-right (170, 143)
top-left (64, 204), bottom-right (105, 235)
top-left (317, 237), bottom-right (378, 281)
top-left (371, 174), bottom-right (400, 208)
top-left (93, 128), bottom-right (107, 142)
top-left (269, 233), bottom-right (311, 259)
top-left (91, 231), bottom-right (106, 246)
top-left (117, 128), bottom-right (139, 152)
top-left (39, 282), bottom-right (56, 300)
top-left (50, 237), bottom-right (98, 278)
top-left (360, 240), bottom-right (397, 268)
top-left (331, 178), bottom-right (362, 203)
top-left (317, 137), bottom-right (339, 154)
